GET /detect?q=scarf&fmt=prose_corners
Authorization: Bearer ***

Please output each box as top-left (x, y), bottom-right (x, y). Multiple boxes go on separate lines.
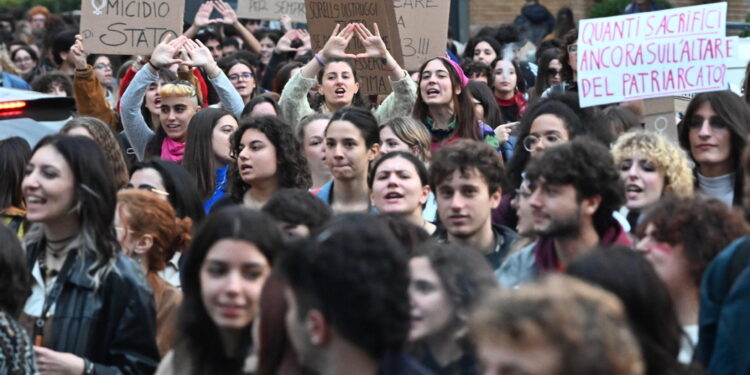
top-left (161, 137), bottom-right (185, 162)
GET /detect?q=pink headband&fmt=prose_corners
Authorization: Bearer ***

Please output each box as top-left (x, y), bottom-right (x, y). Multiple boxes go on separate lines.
top-left (439, 57), bottom-right (469, 88)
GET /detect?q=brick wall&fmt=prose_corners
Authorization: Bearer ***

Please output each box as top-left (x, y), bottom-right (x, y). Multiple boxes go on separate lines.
top-left (468, 0), bottom-right (749, 36)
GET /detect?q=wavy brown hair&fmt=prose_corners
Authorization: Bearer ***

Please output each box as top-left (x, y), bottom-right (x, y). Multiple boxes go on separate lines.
top-left (61, 116), bottom-right (129, 190)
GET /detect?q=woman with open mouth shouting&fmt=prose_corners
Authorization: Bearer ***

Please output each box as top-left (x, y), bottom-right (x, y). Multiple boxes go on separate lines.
top-left (611, 131), bottom-right (694, 232)
top-left (279, 22), bottom-right (416, 128)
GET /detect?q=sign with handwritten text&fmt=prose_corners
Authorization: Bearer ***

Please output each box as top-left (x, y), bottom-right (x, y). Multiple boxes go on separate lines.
top-left (394, 0), bottom-right (450, 71)
top-left (304, 0), bottom-right (404, 95)
top-left (577, 2), bottom-right (738, 107)
top-left (237, 0), bottom-right (306, 23)
top-left (79, 0), bottom-right (185, 55)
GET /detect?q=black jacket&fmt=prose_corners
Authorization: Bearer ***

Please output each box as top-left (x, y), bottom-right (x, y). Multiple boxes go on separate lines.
top-left (26, 243), bottom-right (160, 375)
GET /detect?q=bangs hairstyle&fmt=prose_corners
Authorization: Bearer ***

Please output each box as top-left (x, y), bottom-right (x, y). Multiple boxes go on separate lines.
top-left (507, 93), bottom-right (613, 189)
top-left (611, 131), bottom-right (694, 198)
top-left (175, 207), bottom-right (283, 375)
top-left (329, 106), bottom-right (380, 149)
top-left (116, 189), bottom-right (192, 273)
top-left (160, 80), bottom-right (199, 103)
top-left (429, 139), bottom-right (507, 196)
top-left (130, 159), bottom-right (206, 225)
top-left (413, 57), bottom-right (480, 141)
top-left (60, 116), bottom-right (129, 190)
top-left (228, 116), bottom-right (312, 201)
top-left (379, 116), bottom-right (432, 162)
top-left (0, 137), bottom-right (31, 210)
top-left (182, 108), bottom-right (236, 199)
top-left (25, 135), bottom-right (119, 288)
top-left (368, 151), bottom-right (429, 190)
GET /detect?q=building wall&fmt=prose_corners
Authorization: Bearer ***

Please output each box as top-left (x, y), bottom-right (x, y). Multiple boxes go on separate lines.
top-left (468, 0), bottom-right (749, 37)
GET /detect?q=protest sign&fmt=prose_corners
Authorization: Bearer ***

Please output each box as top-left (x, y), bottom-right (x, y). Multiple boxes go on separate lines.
top-left (305, 0), bottom-right (404, 95)
top-left (237, 0), bottom-right (306, 23)
top-left (80, 0), bottom-right (185, 55)
top-left (394, 0), bottom-right (450, 71)
top-left (577, 2), bottom-right (738, 107)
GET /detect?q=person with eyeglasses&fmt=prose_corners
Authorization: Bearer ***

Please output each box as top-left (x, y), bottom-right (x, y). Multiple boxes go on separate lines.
top-left (496, 94), bottom-right (614, 230)
top-left (541, 28), bottom-right (578, 98)
top-left (218, 57), bottom-right (262, 105)
top-left (129, 159), bottom-right (206, 287)
top-left (527, 48), bottom-right (562, 102)
top-left (120, 35), bottom-right (244, 163)
top-left (677, 91), bottom-right (750, 207)
top-left (11, 46), bottom-right (40, 83)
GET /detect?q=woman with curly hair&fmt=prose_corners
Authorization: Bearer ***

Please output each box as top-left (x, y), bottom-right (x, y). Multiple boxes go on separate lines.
top-left (60, 116), bottom-right (130, 190)
top-left (217, 116), bottom-right (311, 209)
top-left (408, 243), bottom-right (498, 374)
top-left (542, 28), bottom-right (578, 97)
top-left (115, 189), bottom-right (192, 356)
top-left (636, 196), bottom-right (750, 362)
top-left (611, 131), bottom-right (694, 231)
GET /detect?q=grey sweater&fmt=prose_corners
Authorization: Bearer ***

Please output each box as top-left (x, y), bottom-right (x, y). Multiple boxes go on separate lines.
top-left (120, 67), bottom-right (244, 160)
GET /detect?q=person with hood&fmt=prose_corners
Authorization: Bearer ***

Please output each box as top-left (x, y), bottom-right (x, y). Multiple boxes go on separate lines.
top-left (514, 0), bottom-right (555, 47)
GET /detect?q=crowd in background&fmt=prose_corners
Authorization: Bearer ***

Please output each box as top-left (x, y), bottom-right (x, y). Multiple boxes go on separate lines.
top-left (2, 0), bottom-right (750, 374)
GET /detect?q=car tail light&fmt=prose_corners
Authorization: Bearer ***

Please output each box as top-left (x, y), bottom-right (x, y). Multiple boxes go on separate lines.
top-left (0, 101), bottom-right (27, 117)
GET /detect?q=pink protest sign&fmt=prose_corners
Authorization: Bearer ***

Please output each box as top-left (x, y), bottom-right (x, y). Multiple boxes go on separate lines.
top-left (577, 2), bottom-right (738, 107)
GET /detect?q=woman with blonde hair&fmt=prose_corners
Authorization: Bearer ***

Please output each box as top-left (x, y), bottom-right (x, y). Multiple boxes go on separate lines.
top-left (60, 116), bottom-right (130, 190)
top-left (115, 189), bottom-right (192, 356)
top-left (379, 116), bottom-right (432, 163)
top-left (611, 131), bottom-right (694, 230)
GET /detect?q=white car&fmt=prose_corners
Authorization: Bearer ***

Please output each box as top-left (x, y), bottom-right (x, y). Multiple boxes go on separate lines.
top-left (0, 88), bottom-right (75, 146)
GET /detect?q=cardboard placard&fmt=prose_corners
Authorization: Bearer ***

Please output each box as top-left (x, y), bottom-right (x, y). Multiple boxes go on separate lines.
top-left (577, 2), bottom-right (739, 108)
top-left (236, 0), bottom-right (306, 23)
top-left (304, 0), bottom-right (404, 95)
top-left (79, 0), bottom-right (185, 56)
top-left (394, 0), bottom-right (450, 71)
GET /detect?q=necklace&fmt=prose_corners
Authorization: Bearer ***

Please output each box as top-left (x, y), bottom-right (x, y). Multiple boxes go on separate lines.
top-left (45, 235), bottom-right (75, 259)
top-left (38, 249), bottom-right (60, 281)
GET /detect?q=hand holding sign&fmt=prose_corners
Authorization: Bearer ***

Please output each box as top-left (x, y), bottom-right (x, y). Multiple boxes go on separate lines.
top-left (320, 23), bottom-right (358, 60)
top-left (150, 35), bottom-right (187, 69)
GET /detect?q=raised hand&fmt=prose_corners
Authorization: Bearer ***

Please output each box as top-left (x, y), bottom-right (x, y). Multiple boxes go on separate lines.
top-left (214, 0), bottom-right (238, 25)
top-left (70, 34), bottom-right (88, 70)
top-left (298, 29), bottom-right (312, 52)
top-left (150, 34), bottom-right (187, 68)
top-left (183, 38), bottom-right (214, 68)
top-left (276, 29), bottom-right (299, 53)
top-left (193, 1), bottom-right (214, 28)
top-left (280, 14), bottom-right (292, 31)
top-left (353, 23), bottom-right (389, 59)
top-left (319, 23), bottom-right (357, 60)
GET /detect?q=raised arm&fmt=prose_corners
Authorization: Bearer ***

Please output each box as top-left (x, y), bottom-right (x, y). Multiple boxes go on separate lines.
top-left (182, 38), bottom-right (244, 117)
top-left (71, 34), bottom-right (120, 130)
top-left (214, 0), bottom-right (261, 54)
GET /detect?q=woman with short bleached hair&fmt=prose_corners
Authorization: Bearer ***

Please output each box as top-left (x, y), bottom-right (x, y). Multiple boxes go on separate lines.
top-left (612, 131), bottom-right (694, 230)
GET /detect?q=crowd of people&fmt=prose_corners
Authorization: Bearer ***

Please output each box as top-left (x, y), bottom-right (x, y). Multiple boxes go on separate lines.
top-left (2, 1), bottom-right (750, 375)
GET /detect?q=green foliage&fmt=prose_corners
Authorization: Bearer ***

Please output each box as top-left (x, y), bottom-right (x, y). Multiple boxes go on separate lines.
top-left (0, 0), bottom-right (80, 14)
top-left (588, 0), bottom-right (672, 19)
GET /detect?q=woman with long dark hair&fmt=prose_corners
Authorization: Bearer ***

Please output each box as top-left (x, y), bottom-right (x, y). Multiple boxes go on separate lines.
top-left (182, 108), bottom-right (239, 212)
top-left (408, 243), bottom-right (498, 374)
top-left (0, 137), bottom-right (31, 237)
top-left (677, 91), bottom-right (750, 207)
top-left (155, 207), bottom-right (283, 375)
top-left (413, 57), bottom-right (499, 152)
top-left (279, 23), bottom-right (415, 128)
top-left (20, 135), bottom-right (159, 374)
top-left (218, 57), bottom-right (263, 105)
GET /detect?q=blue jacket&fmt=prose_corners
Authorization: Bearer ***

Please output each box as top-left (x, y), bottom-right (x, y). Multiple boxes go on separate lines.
top-left (2, 72), bottom-right (30, 90)
top-left (697, 236), bottom-right (750, 374)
